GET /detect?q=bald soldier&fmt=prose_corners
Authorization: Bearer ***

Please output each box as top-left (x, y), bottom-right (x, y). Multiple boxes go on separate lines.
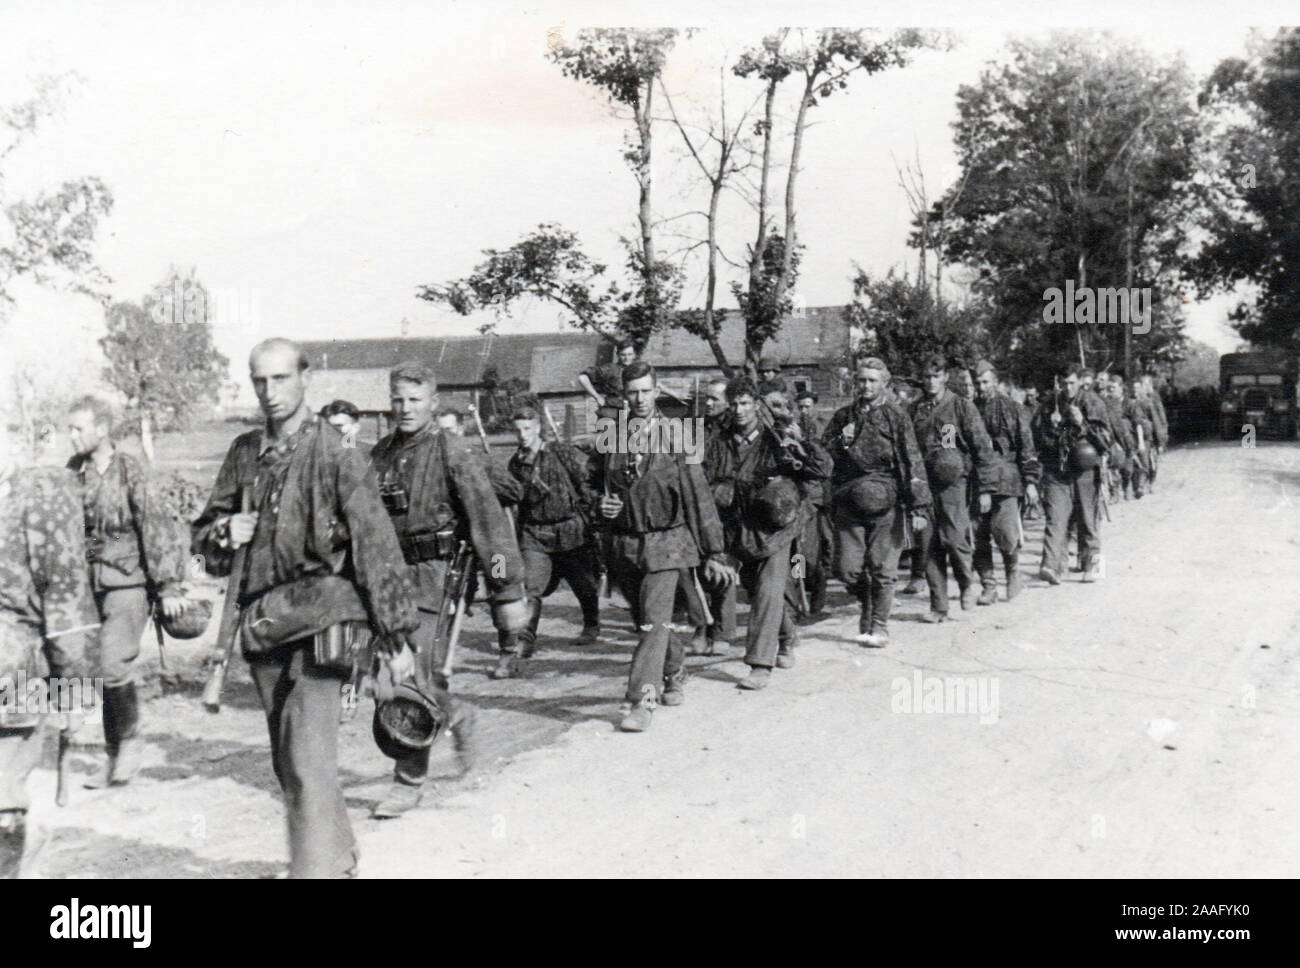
top-left (66, 396), bottom-right (187, 788)
top-left (193, 339), bottom-right (423, 877)
top-left (368, 363), bottom-right (527, 817)
top-left (823, 358), bottom-right (931, 648)
top-left (1, 421), bottom-right (100, 877)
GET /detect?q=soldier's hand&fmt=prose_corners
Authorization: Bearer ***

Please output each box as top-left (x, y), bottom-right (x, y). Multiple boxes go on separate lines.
top-left (911, 513), bottom-right (928, 533)
top-left (1025, 483), bottom-right (1039, 507)
top-left (599, 493), bottom-right (623, 519)
top-left (228, 512), bottom-right (259, 547)
top-left (1067, 404), bottom-right (1084, 426)
top-left (386, 642), bottom-right (416, 684)
top-left (978, 492), bottom-right (992, 515)
top-left (160, 594), bottom-right (187, 620)
top-left (703, 556), bottom-right (737, 588)
top-left (841, 422), bottom-right (856, 445)
top-left (1050, 410), bottom-right (1062, 427)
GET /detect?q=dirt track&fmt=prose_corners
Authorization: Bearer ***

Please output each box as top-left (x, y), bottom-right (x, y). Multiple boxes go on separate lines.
top-left (23, 441), bottom-right (1300, 877)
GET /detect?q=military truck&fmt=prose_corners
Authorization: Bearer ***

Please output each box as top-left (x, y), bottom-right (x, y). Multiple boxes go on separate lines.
top-left (1219, 351), bottom-right (1298, 440)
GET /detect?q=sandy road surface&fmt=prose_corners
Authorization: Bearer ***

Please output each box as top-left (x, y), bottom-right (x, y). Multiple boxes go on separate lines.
top-left (22, 441), bottom-right (1300, 877)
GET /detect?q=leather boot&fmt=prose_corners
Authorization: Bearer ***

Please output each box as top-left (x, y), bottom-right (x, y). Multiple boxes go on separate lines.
top-left (976, 574), bottom-right (998, 606)
top-left (85, 686), bottom-right (123, 789)
top-left (862, 581), bottom-right (893, 647)
top-left (448, 702), bottom-right (478, 776)
top-left (0, 810), bottom-right (24, 879)
top-left (1005, 558), bottom-right (1023, 600)
top-left (372, 780), bottom-right (423, 819)
top-left (109, 684), bottom-right (142, 785)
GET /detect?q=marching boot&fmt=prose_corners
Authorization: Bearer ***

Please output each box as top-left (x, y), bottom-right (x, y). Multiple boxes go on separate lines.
top-left (372, 779), bottom-right (423, 819)
top-left (448, 702), bottom-right (479, 776)
top-left (0, 810), bottom-right (25, 879)
top-left (661, 669), bottom-right (687, 706)
top-left (619, 684), bottom-right (657, 732)
top-left (108, 684), bottom-right (142, 785)
top-left (492, 632), bottom-right (521, 680)
top-left (861, 581), bottom-right (893, 648)
top-left (1004, 559), bottom-right (1024, 600)
top-left (976, 573), bottom-right (998, 606)
top-left (855, 583), bottom-right (874, 641)
top-left (84, 686), bottom-right (124, 789)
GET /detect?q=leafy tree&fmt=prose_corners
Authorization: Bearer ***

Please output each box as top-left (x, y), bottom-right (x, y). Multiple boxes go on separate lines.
top-left (0, 73), bottom-right (114, 444)
top-left (100, 267), bottom-right (228, 460)
top-left (846, 268), bottom-right (986, 378)
top-left (1183, 29), bottom-right (1300, 350)
top-left (924, 32), bottom-right (1197, 380)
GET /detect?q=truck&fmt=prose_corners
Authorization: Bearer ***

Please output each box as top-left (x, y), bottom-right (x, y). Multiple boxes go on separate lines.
top-left (1219, 351), bottom-right (1298, 440)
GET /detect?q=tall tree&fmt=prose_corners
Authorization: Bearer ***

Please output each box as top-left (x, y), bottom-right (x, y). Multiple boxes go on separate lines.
top-left (733, 28), bottom-right (943, 371)
top-left (846, 268), bottom-right (987, 377)
top-left (101, 267), bottom-right (228, 461)
top-left (925, 32), bottom-right (1197, 382)
top-left (1183, 29), bottom-right (1300, 350)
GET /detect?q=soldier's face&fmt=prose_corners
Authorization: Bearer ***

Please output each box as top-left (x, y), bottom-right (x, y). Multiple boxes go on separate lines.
top-left (624, 375), bottom-right (656, 419)
top-left (732, 393), bottom-right (758, 430)
top-left (513, 417), bottom-right (541, 449)
top-left (1063, 374), bottom-right (1081, 399)
top-left (326, 413), bottom-right (359, 437)
top-left (856, 367), bottom-right (886, 403)
top-left (924, 370), bottom-right (947, 398)
top-left (704, 384), bottom-right (728, 417)
top-left (1026, 390), bottom-right (1039, 408)
top-left (436, 413), bottom-right (462, 435)
top-left (617, 346), bottom-right (637, 367)
top-left (797, 397), bottom-right (814, 415)
top-left (68, 410), bottom-right (107, 457)
top-left (250, 346), bottom-right (309, 423)
top-left (764, 392), bottom-right (790, 423)
top-left (976, 371), bottom-right (998, 400)
top-left (759, 368), bottom-right (778, 383)
top-left (391, 380), bottom-right (436, 434)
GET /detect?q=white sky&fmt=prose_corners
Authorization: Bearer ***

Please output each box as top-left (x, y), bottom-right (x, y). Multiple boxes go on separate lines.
top-left (1, 0), bottom-right (1288, 389)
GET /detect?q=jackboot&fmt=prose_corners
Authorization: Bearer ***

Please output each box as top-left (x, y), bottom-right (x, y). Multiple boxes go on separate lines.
top-left (1004, 559), bottom-right (1023, 600)
top-left (372, 779), bottom-right (423, 819)
top-left (85, 684), bottom-right (133, 789)
top-left (0, 810), bottom-right (24, 879)
top-left (108, 684), bottom-right (142, 785)
top-left (976, 574), bottom-right (998, 606)
top-left (448, 702), bottom-right (479, 776)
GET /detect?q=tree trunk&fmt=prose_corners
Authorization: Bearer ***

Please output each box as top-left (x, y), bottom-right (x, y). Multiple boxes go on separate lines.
top-left (140, 412), bottom-right (155, 464)
top-left (636, 81), bottom-right (657, 327)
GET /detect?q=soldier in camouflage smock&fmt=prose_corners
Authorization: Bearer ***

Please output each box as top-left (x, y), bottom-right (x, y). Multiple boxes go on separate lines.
top-left (66, 397), bottom-right (187, 788)
top-left (1, 423), bottom-right (100, 877)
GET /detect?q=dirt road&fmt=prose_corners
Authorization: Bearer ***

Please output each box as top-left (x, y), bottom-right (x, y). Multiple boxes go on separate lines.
top-left (23, 441), bottom-right (1300, 877)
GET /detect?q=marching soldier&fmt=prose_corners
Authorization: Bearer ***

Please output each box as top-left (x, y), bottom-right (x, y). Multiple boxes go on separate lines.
top-left (367, 363), bottom-right (528, 816)
top-left (490, 403), bottom-right (601, 671)
top-left (970, 362), bottom-right (1040, 604)
top-left (1125, 379), bottom-right (1155, 498)
top-left (794, 389), bottom-right (832, 616)
top-left (823, 358), bottom-right (931, 648)
top-left (1, 421), bottom-right (100, 877)
top-left (66, 396), bottom-right (187, 789)
top-left (1101, 376), bottom-right (1137, 501)
top-left (590, 362), bottom-right (735, 732)
top-left (910, 357), bottom-right (998, 622)
top-left (192, 339), bottom-right (424, 876)
top-left (694, 376), bottom-right (737, 654)
top-left (1032, 365), bottom-right (1112, 585)
top-left (704, 379), bottom-right (830, 689)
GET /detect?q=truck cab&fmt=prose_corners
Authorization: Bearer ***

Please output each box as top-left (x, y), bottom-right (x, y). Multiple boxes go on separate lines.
top-left (1219, 351), bottom-right (1298, 440)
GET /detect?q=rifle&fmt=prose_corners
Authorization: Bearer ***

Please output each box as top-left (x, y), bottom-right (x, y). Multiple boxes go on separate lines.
top-left (55, 709), bottom-right (74, 807)
top-left (202, 486), bottom-right (252, 714)
top-left (436, 539), bottom-right (475, 680)
top-left (468, 403), bottom-right (492, 457)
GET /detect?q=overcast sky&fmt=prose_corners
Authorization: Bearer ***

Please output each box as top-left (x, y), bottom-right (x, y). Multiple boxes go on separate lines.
top-left (1, 0), bottom-right (1289, 389)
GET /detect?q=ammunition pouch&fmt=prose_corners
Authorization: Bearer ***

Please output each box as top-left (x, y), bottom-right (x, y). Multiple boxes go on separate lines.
top-left (398, 528), bottom-right (458, 564)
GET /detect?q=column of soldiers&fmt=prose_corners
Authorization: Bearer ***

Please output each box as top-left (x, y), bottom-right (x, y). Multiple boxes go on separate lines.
top-left (0, 333), bottom-right (1172, 879)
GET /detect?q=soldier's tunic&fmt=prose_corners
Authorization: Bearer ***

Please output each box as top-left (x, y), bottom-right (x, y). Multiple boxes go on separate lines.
top-left (193, 414), bottom-right (418, 878)
top-left (796, 410), bottom-right (833, 614)
top-left (696, 410), bottom-right (737, 645)
top-left (583, 361), bottom-right (626, 422)
top-left (973, 392), bottom-right (1040, 584)
top-left (910, 389), bottom-right (998, 615)
top-left (370, 423), bottom-right (524, 781)
top-left (491, 439), bottom-right (599, 645)
top-left (0, 468), bottom-right (99, 815)
top-left (704, 423), bottom-right (830, 669)
top-left (589, 416), bottom-right (726, 702)
top-left (1032, 391), bottom-right (1113, 576)
top-left (1126, 394), bottom-right (1155, 495)
top-left (69, 449), bottom-right (185, 685)
top-left (823, 399), bottom-right (931, 638)
top-left (1103, 396), bottom-right (1136, 497)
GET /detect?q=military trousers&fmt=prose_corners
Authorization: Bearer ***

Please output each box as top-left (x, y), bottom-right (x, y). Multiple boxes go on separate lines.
top-left (924, 479), bottom-right (976, 614)
top-left (522, 546), bottom-right (600, 638)
top-left (974, 494), bottom-right (1022, 583)
top-left (248, 643), bottom-right (357, 879)
top-left (832, 501), bottom-right (904, 636)
top-left (611, 566), bottom-right (688, 704)
top-left (1041, 468), bottom-right (1100, 575)
top-left (93, 586), bottom-right (150, 687)
top-left (738, 538), bottom-right (795, 669)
